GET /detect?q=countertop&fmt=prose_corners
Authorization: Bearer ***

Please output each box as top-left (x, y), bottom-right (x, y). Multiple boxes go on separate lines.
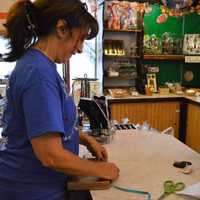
top-left (106, 93), bottom-right (200, 104)
top-left (91, 131), bottom-right (200, 200)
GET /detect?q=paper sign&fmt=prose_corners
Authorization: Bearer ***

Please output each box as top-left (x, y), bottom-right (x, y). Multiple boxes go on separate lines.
top-left (185, 56), bottom-right (200, 63)
top-left (176, 182), bottom-right (200, 199)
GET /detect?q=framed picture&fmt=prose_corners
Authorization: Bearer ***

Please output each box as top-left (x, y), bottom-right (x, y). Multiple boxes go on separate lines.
top-left (146, 73), bottom-right (157, 93)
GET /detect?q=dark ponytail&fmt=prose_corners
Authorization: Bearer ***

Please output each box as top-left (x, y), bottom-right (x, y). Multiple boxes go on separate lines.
top-left (4, 0), bottom-right (40, 62)
top-left (3, 0), bottom-right (99, 62)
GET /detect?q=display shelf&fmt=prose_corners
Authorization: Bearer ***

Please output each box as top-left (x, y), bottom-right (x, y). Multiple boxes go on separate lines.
top-left (104, 28), bottom-right (142, 33)
top-left (104, 85), bottom-right (132, 88)
top-left (144, 54), bottom-right (185, 61)
top-left (104, 55), bottom-right (140, 59)
top-left (104, 76), bottom-right (135, 80)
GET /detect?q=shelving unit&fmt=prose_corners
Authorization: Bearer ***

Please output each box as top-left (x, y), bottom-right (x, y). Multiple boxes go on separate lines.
top-left (144, 54), bottom-right (185, 61)
top-left (104, 85), bottom-right (133, 88)
top-left (97, 0), bottom-right (144, 94)
top-left (104, 28), bottom-right (142, 33)
top-left (104, 76), bottom-right (136, 80)
top-left (102, 29), bottom-right (143, 91)
top-left (104, 55), bottom-right (140, 59)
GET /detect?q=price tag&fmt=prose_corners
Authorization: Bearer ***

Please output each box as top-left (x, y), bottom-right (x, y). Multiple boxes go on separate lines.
top-left (185, 56), bottom-right (200, 63)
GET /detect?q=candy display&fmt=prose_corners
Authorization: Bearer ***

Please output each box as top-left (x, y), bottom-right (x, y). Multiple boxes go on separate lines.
top-left (104, 40), bottom-right (125, 56)
top-left (143, 34), bottom-right (162, 54)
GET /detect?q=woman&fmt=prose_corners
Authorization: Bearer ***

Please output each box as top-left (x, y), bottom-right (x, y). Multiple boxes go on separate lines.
top-left (0, 0), bottom-right (119, 199)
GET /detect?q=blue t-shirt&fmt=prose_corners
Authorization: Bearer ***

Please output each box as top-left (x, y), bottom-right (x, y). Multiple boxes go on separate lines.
top-left (0, 49), bottom-right (79, 200)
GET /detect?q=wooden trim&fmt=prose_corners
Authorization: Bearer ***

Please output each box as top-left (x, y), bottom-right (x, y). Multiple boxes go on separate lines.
top-left (186, 103), bottom-right (200, 153)
top-left (179, 100), bottom-right (188, 142)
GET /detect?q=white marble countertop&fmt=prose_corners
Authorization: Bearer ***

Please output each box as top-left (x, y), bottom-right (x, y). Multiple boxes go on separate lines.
top-left (91, 131), bottom-right (200, 200)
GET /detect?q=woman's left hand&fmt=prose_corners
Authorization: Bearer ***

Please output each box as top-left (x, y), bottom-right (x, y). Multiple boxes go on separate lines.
top-left (80, 133), bottom-right (108, 161)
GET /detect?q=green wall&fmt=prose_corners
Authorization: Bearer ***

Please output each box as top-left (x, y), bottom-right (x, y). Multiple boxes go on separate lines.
top-left (144, 4), bottom-right (200, 87)
top-left (184, 13), bottom-right (200, 34)
top-left (144, 4), bottom-right (183, 38)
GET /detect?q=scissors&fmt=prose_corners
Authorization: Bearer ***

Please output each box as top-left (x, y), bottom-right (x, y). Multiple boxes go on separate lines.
top-left (158, 180), bottom-right (185, 200)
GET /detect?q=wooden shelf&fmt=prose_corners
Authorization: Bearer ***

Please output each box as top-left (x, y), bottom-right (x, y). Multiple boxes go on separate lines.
top-left (104, 76), bottom-right (135, 80)
top-left (104, 55), bottom-right (140, 59)
top-left (104, 28), bottom-right (142, 33)
top-left (143, 54), bottom-right (185, 61)
top-left (104, 85), bottom-right (133, 88)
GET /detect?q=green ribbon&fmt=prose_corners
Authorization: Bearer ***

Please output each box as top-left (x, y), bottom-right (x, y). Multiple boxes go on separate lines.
top-left (113, 185), bottom-right (151, 200)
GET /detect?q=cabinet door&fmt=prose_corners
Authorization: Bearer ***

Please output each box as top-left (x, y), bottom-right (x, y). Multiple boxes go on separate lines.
top-left (186, 103), bottom-right (200, 153)
top-left (110, 101), bottom-right (180, 138)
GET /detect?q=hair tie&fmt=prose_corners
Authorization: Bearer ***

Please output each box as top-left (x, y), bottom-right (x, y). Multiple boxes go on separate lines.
top-left (82, 2), bottom-right (88, 11)
top-left (25, 1), bottom-right (38, 37)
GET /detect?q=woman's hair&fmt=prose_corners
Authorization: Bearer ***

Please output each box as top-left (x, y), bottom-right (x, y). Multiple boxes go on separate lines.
top-left (3, 0), bottom-right (99, 62)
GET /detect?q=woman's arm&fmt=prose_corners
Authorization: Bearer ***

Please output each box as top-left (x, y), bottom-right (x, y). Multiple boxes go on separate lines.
top-left (31, 133), bottom-right (119, 181)
top-left (79, 132), bottom-right (108, 161)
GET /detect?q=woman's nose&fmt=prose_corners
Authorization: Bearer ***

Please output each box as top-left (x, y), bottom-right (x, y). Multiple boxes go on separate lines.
top-left (77, 42), bottom-right (84, 53)
top-left (77, 48), bottom-right (82, 53)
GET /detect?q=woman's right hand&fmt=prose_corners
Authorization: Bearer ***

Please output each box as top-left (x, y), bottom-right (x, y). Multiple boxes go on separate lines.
top-left (97, 162), bottom-right (120, 181)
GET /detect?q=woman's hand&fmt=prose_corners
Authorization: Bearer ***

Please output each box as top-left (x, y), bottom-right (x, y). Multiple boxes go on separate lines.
top-left (79, 132), bottom-right (108, 161)
top-left (97, 162), bottom-right (120, 181)
top-left (79, 133), bottom-right (120, 181)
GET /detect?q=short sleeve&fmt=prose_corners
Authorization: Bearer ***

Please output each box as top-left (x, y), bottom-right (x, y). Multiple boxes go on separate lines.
top-left (22, 80), bottom-right (65, 139)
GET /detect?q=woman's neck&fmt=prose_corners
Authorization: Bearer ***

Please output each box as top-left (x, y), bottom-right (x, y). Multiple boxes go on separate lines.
top-left (33, 37), bottom-right (57, 62)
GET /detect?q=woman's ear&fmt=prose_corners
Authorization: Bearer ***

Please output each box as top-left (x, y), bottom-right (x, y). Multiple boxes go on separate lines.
top-left (55, 19), bottom-right (68, 39)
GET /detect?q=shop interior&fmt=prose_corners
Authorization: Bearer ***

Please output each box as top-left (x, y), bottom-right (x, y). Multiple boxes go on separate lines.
top-left (0, 1), bottom-right (200, 199)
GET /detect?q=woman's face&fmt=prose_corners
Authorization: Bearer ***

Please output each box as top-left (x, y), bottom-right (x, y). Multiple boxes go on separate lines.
top-left (55, 27), bottom-right (87, 63)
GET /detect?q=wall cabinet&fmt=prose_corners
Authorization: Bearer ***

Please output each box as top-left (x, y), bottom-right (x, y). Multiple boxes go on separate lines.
top-left (186, 103), bottom-right (200, 153)
top-left (109, 101), bottom-right (180, 138)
